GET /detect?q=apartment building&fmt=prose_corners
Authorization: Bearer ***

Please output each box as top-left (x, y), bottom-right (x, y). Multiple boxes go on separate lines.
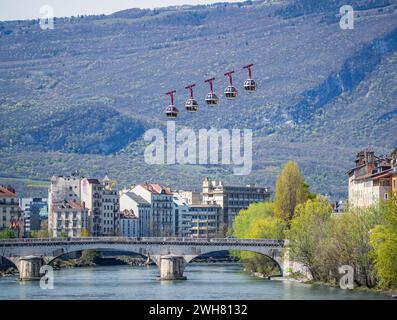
top-left (119, 191), bottom-right (151, 237)
top-left (49, 199), bottom-right (88, 237)
top-left (202, 178), bottom-right (271, 229)
top-left (189, 204), bottom-right (222, 239)
top-left (129, 184), bottom-right (175, 237)
top-left (81, 177), bottom-right (120, 236)
top-left (19, 197), bottom-right (47, 234)
top-left (119, 209), bottom-right (140, 237)
top-left (348, 149), bottom-right (397, 208)
top-left (48, 175), bottom-right (82, 234)
top-left (0, 186), bottom-right (23, 237)
top-left (172, 192), bottom-right (190, 237)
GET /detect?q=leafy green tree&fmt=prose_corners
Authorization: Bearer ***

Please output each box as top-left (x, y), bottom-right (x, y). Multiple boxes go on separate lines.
top-left (370, 196), bottom-right (397, 289)
top-left (80, 228), bottom-right (90, 237)
top-left (287, 196), bottom-right (332, 280)
top-left (232, 202), bottom-right (287, 276)
top-left (303, 182), bottom-right (317, 200)
top-left (274, 161), bottom-right (307, 224)
top-left (0, 229), bottom-right (15, 239)
top-left (319, 205), bottom-right (384, 287)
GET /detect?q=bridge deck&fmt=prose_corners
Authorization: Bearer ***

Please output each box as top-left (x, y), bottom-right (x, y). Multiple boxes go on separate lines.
top-left (0, 237), bottom-right (284, 248)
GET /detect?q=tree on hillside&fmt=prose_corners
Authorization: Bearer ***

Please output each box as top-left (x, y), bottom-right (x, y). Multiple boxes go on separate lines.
top-left (274, 161), bottom-right (307, 223)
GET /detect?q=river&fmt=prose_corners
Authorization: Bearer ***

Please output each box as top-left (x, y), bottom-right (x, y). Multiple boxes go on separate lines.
top-left (0, 263), bottom-right (390, 300)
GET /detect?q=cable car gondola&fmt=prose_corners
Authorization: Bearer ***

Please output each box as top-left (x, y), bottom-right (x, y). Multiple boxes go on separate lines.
top-left (224, 71), bottom-right (237, 100)
top-left (185, 84), bottom-right (198, 112)
top-left (243, 64), bottom-right (256, 92)
top-left (165, 90), bottom-right (179, 119)
top-left (205, 77), bottom-right (219, 106)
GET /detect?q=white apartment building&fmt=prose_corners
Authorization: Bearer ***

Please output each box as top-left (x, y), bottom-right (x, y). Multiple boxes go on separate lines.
top-left (49, 199), bottom-right (88, 237)
top-left (172, 192), bottom-right (190, 237)
top-left (81, 177), bottom-right (119, 236)
top-left (119, 191), bottom-right (151, 237)
top-left (129, 184), bottom-right (175, 237)
top-left (119, 209), bottom-right (140, 237)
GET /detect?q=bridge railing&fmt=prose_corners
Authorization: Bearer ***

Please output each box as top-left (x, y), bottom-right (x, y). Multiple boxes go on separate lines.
top-left (0, 237), bottom-right (284, 246)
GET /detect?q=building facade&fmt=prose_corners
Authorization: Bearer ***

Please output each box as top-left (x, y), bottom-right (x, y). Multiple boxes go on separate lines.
top-left (348, 149), bottom-right (397, 208)
top-left (119, 191), bottom-right (151, 237)
top-left (176, 191), bottom-right (202, 205)
top-left (80, 177), bottom-right (120, 237)
top-left (119, 209), bottom-right (140, 237)
top-left (19, 197), bottom-right (48, 235)
top-left (202, 178), bottom-right (271, 229)
top-left (0, 186), bottom-right (23, 237)
top-left (48, 175), bottom-right (82, 234)
top-left (189, 204), bottom-right (222, 238)
top-left (49, 200), bottom-right (88, 237)
top-left (172, 192), bottom-right (190, 237)
top-left (129, 184), bottom-right (175, 237)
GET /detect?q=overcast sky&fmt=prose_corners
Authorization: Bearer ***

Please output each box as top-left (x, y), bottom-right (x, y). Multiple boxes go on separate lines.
top-left (0, 0), bottom-right (243, 21)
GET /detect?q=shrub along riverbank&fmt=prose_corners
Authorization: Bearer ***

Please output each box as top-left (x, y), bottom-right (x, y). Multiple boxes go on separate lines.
top-left (231, 161), bottom-right (397, 293)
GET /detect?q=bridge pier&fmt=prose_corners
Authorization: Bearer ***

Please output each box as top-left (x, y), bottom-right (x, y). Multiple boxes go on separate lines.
top-left (159, 255), bottom-right (187, 280)
top-left (17, 256), bottom-right (44, 281)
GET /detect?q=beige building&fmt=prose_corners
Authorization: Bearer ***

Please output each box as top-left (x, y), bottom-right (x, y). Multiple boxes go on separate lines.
top-left (202, 178), bottom-right (271, 229)
top-left (348, 149), bottom-right (396, 208)
top-left (176, 191), bottom-right (202, 205)
top-left (0, 186), bottom-right (23, 237)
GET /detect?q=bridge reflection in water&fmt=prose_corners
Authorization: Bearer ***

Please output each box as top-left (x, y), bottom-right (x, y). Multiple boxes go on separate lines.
top-left (0, 237), bottom-right (284, 281)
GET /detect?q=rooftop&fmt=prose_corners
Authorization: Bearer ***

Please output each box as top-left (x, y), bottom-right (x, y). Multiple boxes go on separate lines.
top-left (125, 192), bottom-right (150, 205)
top-left (52, 199), bottom-right (87, 210)
top-left (140, 183), bottom-right (173, 195)
top-left (0, 186), bottom-right (17, 198)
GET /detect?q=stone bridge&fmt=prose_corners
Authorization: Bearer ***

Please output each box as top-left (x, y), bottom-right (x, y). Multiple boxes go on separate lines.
top-left (0, 237), bottom-right (285, 281)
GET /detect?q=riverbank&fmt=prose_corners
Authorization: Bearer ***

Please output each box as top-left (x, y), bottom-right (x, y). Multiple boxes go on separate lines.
top-left (0, 268), bottom-right (18, 277)
top-left (248, 270), bottom-right (397, 299)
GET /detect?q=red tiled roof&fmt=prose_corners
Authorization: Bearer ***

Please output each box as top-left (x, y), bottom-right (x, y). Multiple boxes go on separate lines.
top-left (52, 200), bottom-right (87, 210)
top-left (0, 186), bottom-right (16, 197)
top-left (140, 183), bottom-right (173, 195)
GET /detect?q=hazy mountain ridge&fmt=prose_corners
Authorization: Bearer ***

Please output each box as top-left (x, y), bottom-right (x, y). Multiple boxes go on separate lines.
top-left (0, 0), bottom-right (396, 198)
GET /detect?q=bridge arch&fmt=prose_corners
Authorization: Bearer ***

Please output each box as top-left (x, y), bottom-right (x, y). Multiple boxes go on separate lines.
top-left (184, 248), bottom-right (283, 277)
top-left (46, 247), bottom-right (151, 266)
top-left (0, 255), bottom-right (19, 272)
